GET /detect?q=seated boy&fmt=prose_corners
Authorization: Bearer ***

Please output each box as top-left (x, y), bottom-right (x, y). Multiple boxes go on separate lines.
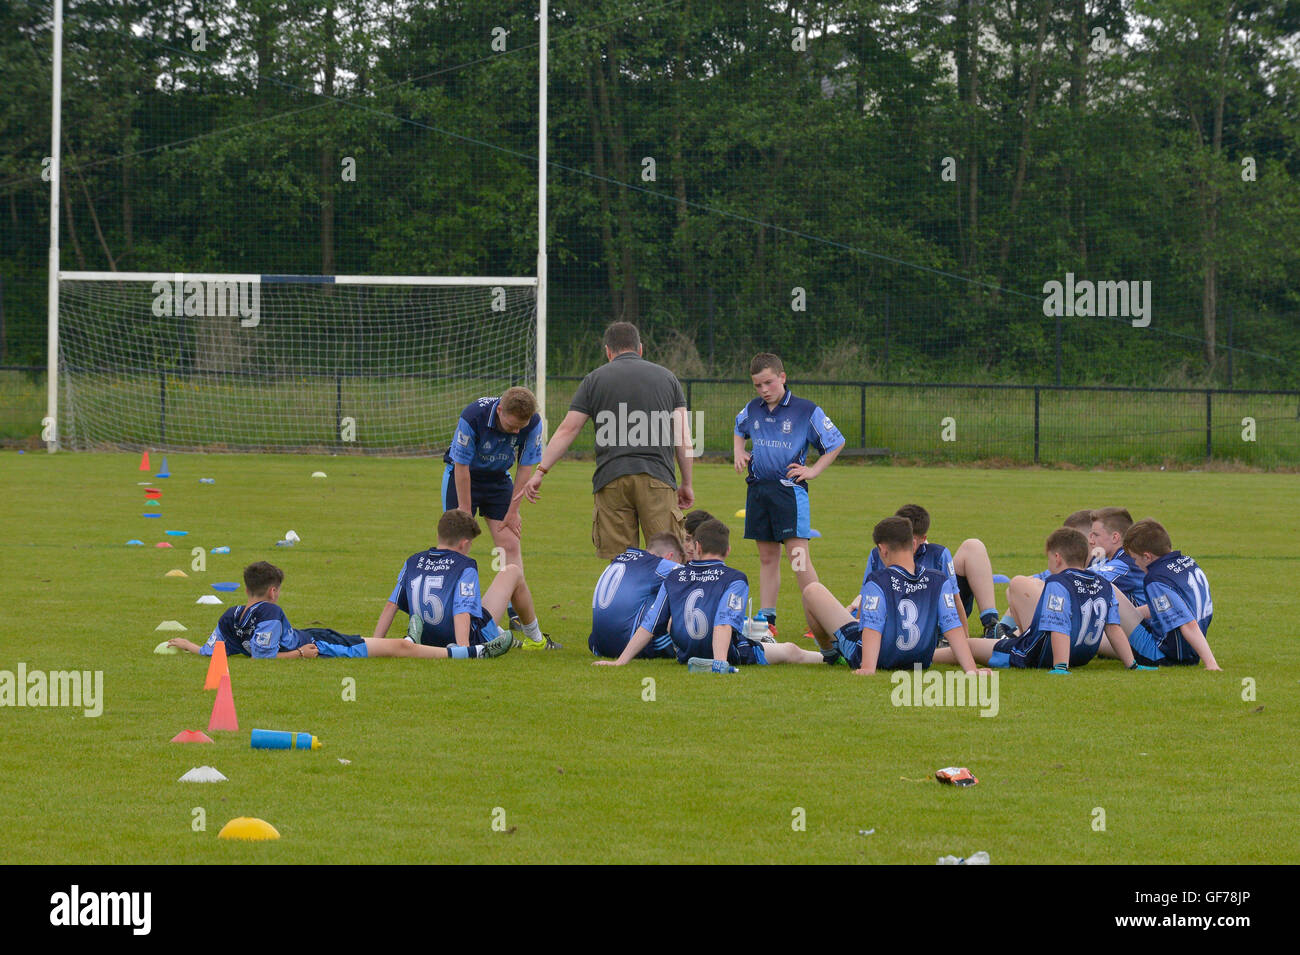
top-left (372, 509), bottom-right (555, 655)
top-left (589, 532), bottom-right (684, 660)
top-left (947, 528), bottom-right (1144, 672)
top-left (804, 516), bottom-right (985, 675)
top-left (682, 509), bottom-right (714, 562)
top-left (595, 518), bottom-right (823, 666)
top-left (167, 560), bottom-right (510, 660)
top-left (1112, 519), bottom-right (1221, 669)
top-left (863, 504), bottom-right (1000, 639)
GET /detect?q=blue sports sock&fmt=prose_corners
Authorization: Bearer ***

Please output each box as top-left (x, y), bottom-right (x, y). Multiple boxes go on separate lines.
top-left (758, 607), bottom-right (776, 625)
top-left (449, 645), bottom-right (470, 660)
top-left (980, 609), bottom-right (999, 624)
top-left (999, 611), bottom-right (1016, 630)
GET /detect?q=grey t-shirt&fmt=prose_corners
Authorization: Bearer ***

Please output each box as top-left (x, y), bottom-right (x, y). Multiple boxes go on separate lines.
top-left (569, 352), bottom-right (687, 492)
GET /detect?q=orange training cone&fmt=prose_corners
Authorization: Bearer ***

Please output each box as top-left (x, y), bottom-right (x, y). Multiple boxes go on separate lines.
top-left (203, 640), bottom-right (229, 690)
top-left (208, 673), bottom-right (238, 732)
top-left (139, 450), bottom-right (151, 471)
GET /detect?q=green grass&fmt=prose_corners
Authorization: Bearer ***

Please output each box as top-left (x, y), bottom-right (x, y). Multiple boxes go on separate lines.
top-left (0, 453), bottom-right (1295, 863)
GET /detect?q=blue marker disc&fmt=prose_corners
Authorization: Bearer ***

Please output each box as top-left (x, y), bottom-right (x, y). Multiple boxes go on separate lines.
top-left (212, 582), bottom-right (240, 592)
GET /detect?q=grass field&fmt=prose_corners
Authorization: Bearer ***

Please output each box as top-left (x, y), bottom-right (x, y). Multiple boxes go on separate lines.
top-left (0, 452), bottom-right (1296, 864)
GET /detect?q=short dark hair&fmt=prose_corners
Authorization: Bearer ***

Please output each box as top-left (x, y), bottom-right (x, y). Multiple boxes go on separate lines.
top-left (1045, 527), bottom-right (1089, 567)
top-left (1063, 509), bottom-right (1094, 532)
top-left (872, 516), bottom-right (914, 551)
top-left (604, 322), bottom-right (640, 355)
top-left (438, 509), bottom-right (481, 546)
top-left (684, 509), bottom-right (714, 536)
top-left (243, 561), bottom-right (283, 597)
top-left (646, 533), bottom-right (684, 560)
top-left (1090, 506), bottom-right (1134, 537)
top-left (749, 352), bottom-right (784, 377)
top-left (894, 504), bottom-right (931, 537)
top-left (1123, 519), bottom-right (1173, 558)
top-left (692, 518), bottom-right (730, 557)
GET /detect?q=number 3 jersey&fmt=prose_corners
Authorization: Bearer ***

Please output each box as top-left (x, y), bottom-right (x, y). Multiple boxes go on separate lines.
top-left (1025, 567), bottom-right (1119, 667)
top-left (1142, 551), bottom-right (1213, 664)
top-left (857, 565), bottom-right (963, 669)
top-left (638, 559), bottom-right (749, 663)
top-left (389, 548), bottom-right (485, 647)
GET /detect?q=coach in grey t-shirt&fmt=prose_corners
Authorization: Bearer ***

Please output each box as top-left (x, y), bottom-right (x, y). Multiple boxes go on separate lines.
top-left (523, 322), bottom-right (694, 558)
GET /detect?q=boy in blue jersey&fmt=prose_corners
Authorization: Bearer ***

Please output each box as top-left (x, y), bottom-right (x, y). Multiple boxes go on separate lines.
top-left (1112, 519), bottom-right (1221, 669)
top-left (733, 354), bottom-right (844, 637)
top-left (682, 509), bottom-right (714, 561)
top-left (589, 533), bottom-right (684, 659)
top-left (443, 386), bottom-right (544, 571)
top-left (861, 504), bottom-right (1001, 641)
top-left (943, 528), bottom-right (1144, 672)
top-left (992, 508), bottom-right (1097, 638)
top-left (371, 509), bottom-right (555, 655)
top-left (595, 519), bottom-right (823, 666)
top-left (1086, 506), bottom-right (1161, 639)
top-left (802, 517), bottom-right (986, 675)
top-left (166, 561), bottom-right (511, 660)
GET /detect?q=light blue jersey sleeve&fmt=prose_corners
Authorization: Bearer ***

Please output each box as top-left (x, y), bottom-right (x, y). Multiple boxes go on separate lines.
top-left (249, 618), bottom-right (285, 659)
top-left (715, 580), bottom-right (748, 631)
top-left (199, 628), bottom-right (220, 657)
top-left (388, 563), bottom-right (407, 606)
top-left (1106, 588), bottom-right (1121, 626)
top-left (733, 404), bottom-right (751, 438)
top-left (636, 584), bottom-right (669, 634)
top-left (447, 416), bottom-right (478, 466)
top-left (1037, 581), bottom-right (1073, 634)
top-left (452, 566), bottom-right (482, 618)
top-left (808, 406), bottom-right (846, 454)
top-left (1146, 579), bottom-right (1195, 632)
top-left (937, 577), bottom-right (964, 633)
top-left (857, 581), bottom-right (888, 633)
top-left (519, 417), bottom-right (544, 467)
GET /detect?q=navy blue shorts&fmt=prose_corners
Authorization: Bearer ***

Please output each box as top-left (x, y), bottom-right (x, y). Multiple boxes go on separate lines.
top-left (744, 480), bottom-right (811, 542)
top-left (833, 621), bottom-right (863, 669)
top-left (442, 465), bottom-right (513, 521)
top-left (301, 627), bottom-right (368, 658)
top-left (956, 574), bottom-right (975, 616)
top-left (729, 638), bottom-right (768, 666)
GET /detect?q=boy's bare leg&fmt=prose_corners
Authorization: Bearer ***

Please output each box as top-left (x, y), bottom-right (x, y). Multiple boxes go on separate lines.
top-left (756, 540), bottom-right (782, 610)
top-left (800, 581), bottom-right (854, 651)
top-left (481, 564), bottom-right (536, 625)
top-left (760, 641), bottom-right (825, 664)
top-left (485, 518), bottom-right (523, 570)
top-left (784, 537), bottom-right (818, 591)
top-left (364, 637), bottom-right (450, 658)
top-left (1007, 575), bottom-right (1046, 632)
top-left (954, 538), bottom-right (997, 617)
top-left (932, 638), bottom-right (998, 666)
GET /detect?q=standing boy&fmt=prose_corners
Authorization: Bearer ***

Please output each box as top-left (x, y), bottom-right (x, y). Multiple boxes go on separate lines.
top-left (733, 353), bottom-right (844, 637)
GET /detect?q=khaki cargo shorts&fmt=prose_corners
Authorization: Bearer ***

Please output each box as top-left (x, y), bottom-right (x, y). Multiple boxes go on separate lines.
top-left (592, 473), bottom-right (685, 559)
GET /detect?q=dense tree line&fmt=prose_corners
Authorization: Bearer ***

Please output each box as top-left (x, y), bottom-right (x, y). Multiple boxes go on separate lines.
top-left (2, 0), bottom-right (1298, 387)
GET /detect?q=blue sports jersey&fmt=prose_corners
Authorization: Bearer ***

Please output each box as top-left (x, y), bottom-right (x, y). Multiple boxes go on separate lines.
top-left (639, 559), bottom-right (749, 663)
top-left (857, 566), bottom-right (963, 669)
top-left (733, 389), bottom-right (845, 485)
top-left (1093, 547), bottom-right (1148, 608)
top-left (1143, 551), bottom-right (1212, 664)
top-left (590, 548), bottom-right (679, 657)
top-left (1026, 568), bottom-right (1120, 667)
top-left (443, 396), bottom-right (543, 481)
top-left (202, 602), bottom-right (304, 659)
top-left (864, 542), bottom-right (956, 587)
top-left (389, 548), bottom-right (484, 647)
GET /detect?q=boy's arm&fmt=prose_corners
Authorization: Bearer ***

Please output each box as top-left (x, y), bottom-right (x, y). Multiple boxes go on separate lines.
top-left (712, 622), bottom-right (732, 663)
top-left (594, 626), bottom-right (655, 666)
top-left (1104, 623), bottom-right (1137, 668)
top-left (372, 600), bottom-right (399, 640)
top-left (1179, 620), bottom-right (1221, 670)
top-left (166, 638), bottom-right (202, 653)
top-left (275, 644), bottom-right (318, 659)
top-left (504, 464), bottom-right (533, 535)
top-left (942, 626), bottom-right (985, 674)
top-left (852, 628), bottom-right (883, 675)
top-left (733, 432), bottom-right (750, 474)
top-left (1050, 631), bottom-right (1070, 668)
top-left (454, 463), bottom-right (473, 516)
top-left (454, 611), bottom-right (471, 647)
top-left (787, 443), bottom-right (842, 483)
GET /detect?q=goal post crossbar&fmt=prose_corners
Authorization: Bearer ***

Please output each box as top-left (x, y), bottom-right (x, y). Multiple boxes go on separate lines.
top-left (58, 272), bottom-right (538, 287)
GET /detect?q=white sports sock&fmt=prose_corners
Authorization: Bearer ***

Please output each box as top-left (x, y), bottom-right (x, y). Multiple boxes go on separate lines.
top-left (523, 618), bottom-right (542, 642)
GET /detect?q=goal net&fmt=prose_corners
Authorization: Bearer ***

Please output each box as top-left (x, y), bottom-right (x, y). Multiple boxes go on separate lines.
top-left (55, 272), bottom-right (537, 454)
